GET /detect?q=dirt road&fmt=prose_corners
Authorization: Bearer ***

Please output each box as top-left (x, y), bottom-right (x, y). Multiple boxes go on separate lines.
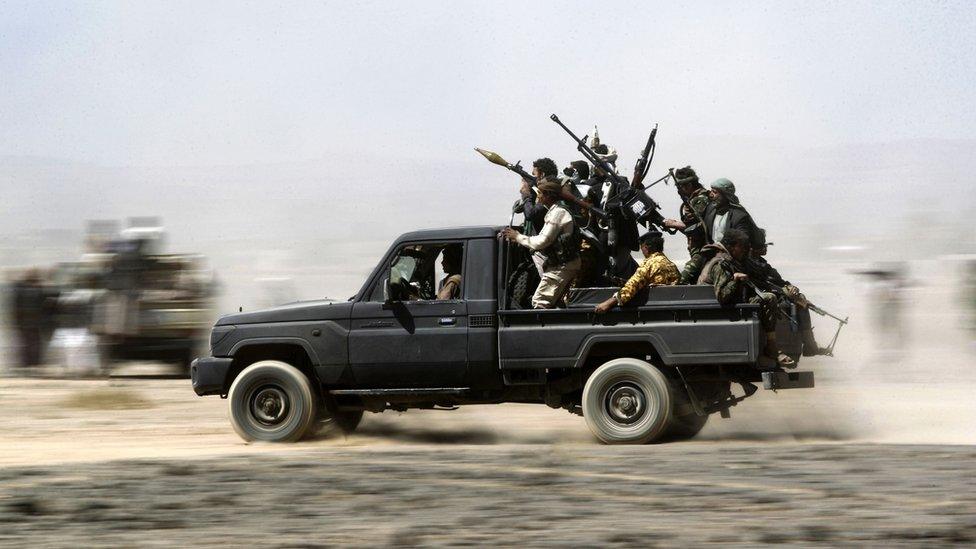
top-left (1, 377), bottom-right (975, 546)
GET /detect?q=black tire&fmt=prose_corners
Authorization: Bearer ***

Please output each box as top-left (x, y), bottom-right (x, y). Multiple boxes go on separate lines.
top-left (664, 411), bottom-right (709, 441)
top-left (228, 360), bottom-right (319, 442)
top-left (582, 358), bottom-right (673, 444)
top-left (663, 382), bottom-right (710, 441)
top-left (318, 408), bottom-right (364, 436)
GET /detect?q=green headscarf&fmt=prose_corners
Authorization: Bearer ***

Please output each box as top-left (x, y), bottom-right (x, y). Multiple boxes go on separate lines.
top-left (710, 178), bottom-right (740, 205)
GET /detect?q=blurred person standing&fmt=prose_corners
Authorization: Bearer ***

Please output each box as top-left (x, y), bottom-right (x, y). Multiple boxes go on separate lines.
top-left (9, 269), bottom-right (56, 370)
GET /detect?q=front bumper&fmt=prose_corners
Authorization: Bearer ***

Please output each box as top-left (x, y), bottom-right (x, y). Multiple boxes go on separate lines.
top-left (190, 357), bottom-right (234, 396)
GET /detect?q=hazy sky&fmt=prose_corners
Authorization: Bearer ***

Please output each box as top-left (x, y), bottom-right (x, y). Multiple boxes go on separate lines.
top-left (2, 0), bottom-right (975, 167)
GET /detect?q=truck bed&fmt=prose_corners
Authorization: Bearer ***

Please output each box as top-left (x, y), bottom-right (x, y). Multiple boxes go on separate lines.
top-left (498, 285), bottom-right (764, 370)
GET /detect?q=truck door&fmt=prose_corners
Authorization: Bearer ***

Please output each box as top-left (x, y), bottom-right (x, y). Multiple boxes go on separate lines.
top-left (348, 242), bottom-right (468, 387)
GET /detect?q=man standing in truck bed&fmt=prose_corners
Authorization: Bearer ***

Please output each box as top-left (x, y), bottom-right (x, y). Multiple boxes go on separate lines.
top-left (500, 180), bottom-right (581, 308)
top-left (662, 166), bottom-right (711, 284)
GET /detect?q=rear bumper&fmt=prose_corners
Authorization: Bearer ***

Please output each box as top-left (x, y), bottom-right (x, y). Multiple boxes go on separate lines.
top-left (762, 370), bottom-right (814, 390)
top-left (190, 357), bottom-right (233, 396)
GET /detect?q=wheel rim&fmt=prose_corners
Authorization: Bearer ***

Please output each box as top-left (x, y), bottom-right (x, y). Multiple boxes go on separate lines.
top-left (604, 382), bottom-right (647, 425)
top-left (249, 385), bottom-right (290, 426)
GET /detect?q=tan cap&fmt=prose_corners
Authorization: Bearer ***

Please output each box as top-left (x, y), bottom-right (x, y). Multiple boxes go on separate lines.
top-left (537, 180), bottom-right (562, 195)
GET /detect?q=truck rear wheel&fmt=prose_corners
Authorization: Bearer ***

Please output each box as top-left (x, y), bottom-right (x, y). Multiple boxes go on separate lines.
top-left (228, 360), bottom-right (319, 442)
top-left (582, 358), bottom-right (673, 444)
top-left (664, 412), bottom-right (709, 441)
top-left (663, 382), bottom-right (709, 441)
top-left (318, 408), bottom-right (364, 435)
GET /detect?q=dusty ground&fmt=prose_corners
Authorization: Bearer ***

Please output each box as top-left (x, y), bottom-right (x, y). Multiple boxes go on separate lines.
top-left (1, 374), bottom-right (975, 547)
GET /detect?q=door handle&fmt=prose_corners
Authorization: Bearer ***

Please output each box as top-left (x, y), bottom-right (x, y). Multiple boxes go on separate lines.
top-left (438, 317), bottom-right (456, 326)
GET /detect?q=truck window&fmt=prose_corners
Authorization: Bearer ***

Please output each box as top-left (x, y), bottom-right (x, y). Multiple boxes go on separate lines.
top-left (367, 242), bottom-right (465, 302)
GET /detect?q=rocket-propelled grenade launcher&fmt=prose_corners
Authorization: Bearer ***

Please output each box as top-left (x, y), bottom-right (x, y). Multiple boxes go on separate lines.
top-left (474, 147), bottom-right (607, 222)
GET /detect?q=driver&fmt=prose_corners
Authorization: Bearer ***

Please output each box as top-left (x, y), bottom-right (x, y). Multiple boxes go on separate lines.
top-left (436, 245), bottom-right (463, 300)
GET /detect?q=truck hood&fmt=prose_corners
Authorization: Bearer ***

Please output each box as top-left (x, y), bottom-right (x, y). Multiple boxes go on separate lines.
top-left (215, 299), bottom-right (352, 325)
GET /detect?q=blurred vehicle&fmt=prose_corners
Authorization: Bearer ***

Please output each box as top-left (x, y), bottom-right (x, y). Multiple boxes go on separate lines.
top-left (92, 251), bottom-right (215, 375)
top-left (42, 221), bottom-right (216, 376)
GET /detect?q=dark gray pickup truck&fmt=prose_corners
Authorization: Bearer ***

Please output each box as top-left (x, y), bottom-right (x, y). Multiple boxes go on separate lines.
top-left (191, 226), bottom-right (814, 444)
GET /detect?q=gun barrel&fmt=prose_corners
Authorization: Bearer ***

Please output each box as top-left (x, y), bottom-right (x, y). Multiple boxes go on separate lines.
top-left (808, 303), bottom-right (848, 324)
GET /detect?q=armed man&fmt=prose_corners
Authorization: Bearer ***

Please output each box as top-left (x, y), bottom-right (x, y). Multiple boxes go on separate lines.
top-left (514, 157), bottom-right (560, 236)
top-left (594, 231), bottom-right (679, 314)
top-left (562, 159), bottom-right (601, 288)
top-left (699, 228), bottom-right (795, 368)
top-left (702, 178), bottom-right (762, 248)
top-left (748, 229), bottom-right (830, 356)
top-left (500, 180), bottom-right (582, 308)
top-left (581, 135), bottom-right (639, 284)
top-left (662, 166), bottom-right (710, 284)
top-left (680, 178), bottom-right (763, 284)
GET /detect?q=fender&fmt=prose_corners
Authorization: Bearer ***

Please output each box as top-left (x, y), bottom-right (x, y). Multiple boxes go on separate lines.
top-left (572, 332), bottom-right (671, 369)
top-left (229, 337), bottom-right (321, 365)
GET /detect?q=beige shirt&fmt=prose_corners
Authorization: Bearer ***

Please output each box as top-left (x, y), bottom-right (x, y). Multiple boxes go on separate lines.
top-left (514, 205), bottom-right (574, 252)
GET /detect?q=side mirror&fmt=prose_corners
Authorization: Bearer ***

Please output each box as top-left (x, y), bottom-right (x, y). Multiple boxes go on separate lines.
top-left (383, 277), bottom-right (394, 303)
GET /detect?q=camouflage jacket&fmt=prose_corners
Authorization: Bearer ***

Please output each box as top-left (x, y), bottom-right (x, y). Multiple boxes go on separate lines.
top-left (697, 243), bottom-right (747, 305)
top-left (696, 243), bottom-right (730, 285)
top-left (615, 252), bottom-right (680, 305)
top-left (680, 188), bottom-right (710, 246)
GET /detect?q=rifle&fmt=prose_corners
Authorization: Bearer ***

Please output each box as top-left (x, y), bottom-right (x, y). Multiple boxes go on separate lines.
top-left (474, 148), bottom-right (608, 222)
top-left (745, 261), bottom-right (849, 355)
top-left (743, 278), bottom-right (799, 329)
top-left (549, 114), bottom-right (674, 234)
top-left (631, 124), bottom-right (658, 189)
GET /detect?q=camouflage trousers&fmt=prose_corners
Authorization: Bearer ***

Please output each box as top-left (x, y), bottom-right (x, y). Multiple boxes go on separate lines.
top-left (680, 246), bottom-right (708, 285)
top-left (750, 292), bottom-right (778, 332)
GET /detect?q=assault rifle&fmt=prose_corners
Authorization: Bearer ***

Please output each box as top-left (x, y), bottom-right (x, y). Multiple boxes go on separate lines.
top-left (549, 114), bottom-right (673, 234)
top-left (746, 261), bottom-right (849, 355)
top-left (474, 148), bottom-right (607, 222)
top-left (630, 124), bottom-right (658, 189)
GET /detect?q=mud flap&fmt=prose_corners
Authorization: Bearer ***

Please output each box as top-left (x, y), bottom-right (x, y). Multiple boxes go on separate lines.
top-left (762, 370), bottom-right (814, 390)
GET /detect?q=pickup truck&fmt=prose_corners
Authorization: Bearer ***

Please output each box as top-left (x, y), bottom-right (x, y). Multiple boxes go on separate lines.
top-left (191, 226), bottom-right (814, 444)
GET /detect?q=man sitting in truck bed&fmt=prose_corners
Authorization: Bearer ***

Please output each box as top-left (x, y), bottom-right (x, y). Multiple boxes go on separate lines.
top-left (701, 228), bottom-right (795, 368)
top-left (593, 231), bottom-right (679, 313)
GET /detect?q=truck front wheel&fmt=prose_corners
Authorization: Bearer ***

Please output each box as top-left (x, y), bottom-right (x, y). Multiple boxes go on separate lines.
top-left (582, 358), bottom-right (673, 444)
top-left (228, 360), bottom-right (319, 442)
